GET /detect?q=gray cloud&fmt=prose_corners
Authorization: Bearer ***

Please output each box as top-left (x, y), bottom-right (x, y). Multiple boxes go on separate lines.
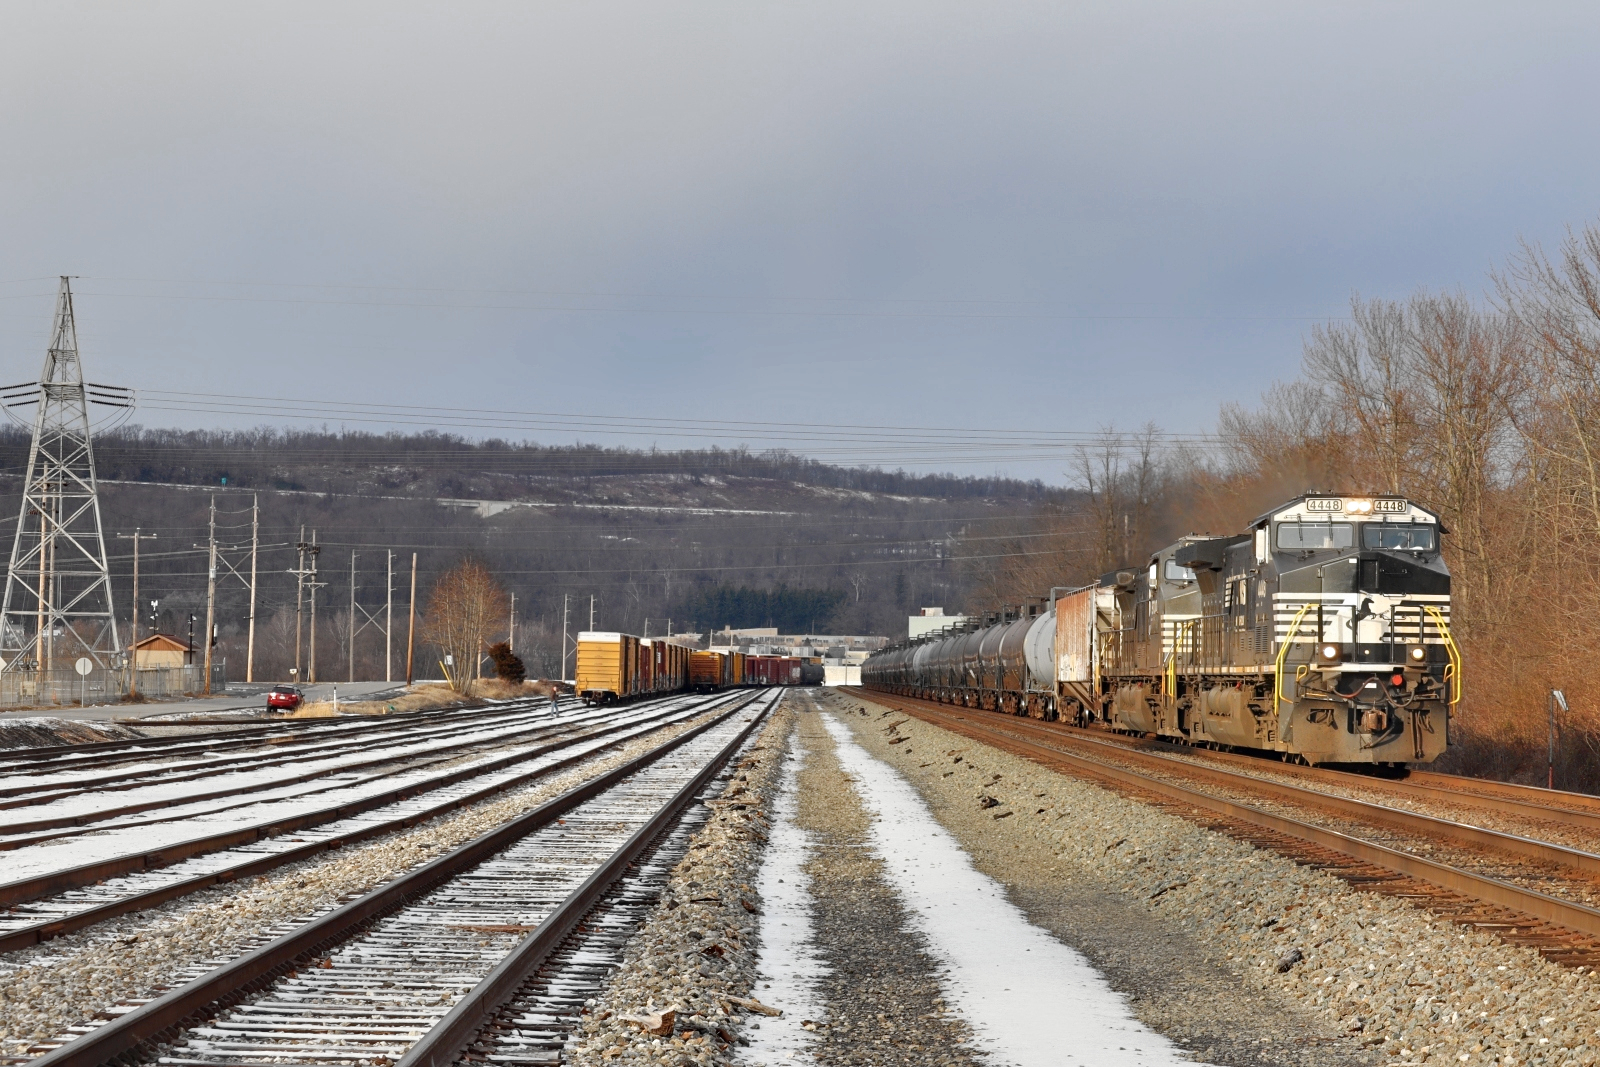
top-left (1, 2), bottom-right (1595, 480)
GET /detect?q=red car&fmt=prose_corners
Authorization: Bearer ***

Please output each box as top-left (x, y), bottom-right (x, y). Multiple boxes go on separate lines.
top-left (267, 685), bottom-right (304, 711)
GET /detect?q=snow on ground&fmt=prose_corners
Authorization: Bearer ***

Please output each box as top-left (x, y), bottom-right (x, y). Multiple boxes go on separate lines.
top-left (1, 702), bottom-right (575, 797)
top-left (821, 712), bottom-right (1210, 1067)
top-left (0, 701), bottom-right (606, 829)
top-left (0, 702), bottom-right (691, 886)
top-left (735, 743), bottom-right (828, 1066)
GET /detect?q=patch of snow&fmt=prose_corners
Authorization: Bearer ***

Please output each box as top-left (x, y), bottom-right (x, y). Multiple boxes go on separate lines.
top-left (821, 712), bottom-right (1211, 1067)
top-left (736, 745), bottom-right (827, 1066)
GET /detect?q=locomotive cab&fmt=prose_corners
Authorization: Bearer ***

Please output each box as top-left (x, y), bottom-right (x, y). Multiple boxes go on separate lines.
top-left (1260, 496), bottom-right (1455, 766)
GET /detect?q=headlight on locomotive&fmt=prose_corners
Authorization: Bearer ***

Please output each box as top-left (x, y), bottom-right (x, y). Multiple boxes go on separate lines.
top-left (1317, 642), bottom-right (1343, 664)
top-left (1408, 645), bottom-right (1427, 662)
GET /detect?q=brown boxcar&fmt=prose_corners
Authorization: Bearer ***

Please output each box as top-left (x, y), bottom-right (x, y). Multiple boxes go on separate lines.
top-left (690, 650), bottom-right (726, 692)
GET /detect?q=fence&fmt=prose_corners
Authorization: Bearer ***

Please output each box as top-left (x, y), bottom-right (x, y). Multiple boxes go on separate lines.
top-left (0, 661), bottom-right (228, 708)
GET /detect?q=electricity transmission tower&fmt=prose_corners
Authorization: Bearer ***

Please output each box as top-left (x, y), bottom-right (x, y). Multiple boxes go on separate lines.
top-left (0, 278), bottom-right (130, 673)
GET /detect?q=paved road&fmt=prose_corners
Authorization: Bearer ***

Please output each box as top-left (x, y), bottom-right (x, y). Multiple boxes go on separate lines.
top-left (0, 681), bottom-right (408, 722)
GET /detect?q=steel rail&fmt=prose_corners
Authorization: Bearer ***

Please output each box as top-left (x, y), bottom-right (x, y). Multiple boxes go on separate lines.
top-left (864, 693), bottom-right (1600, 941)
top-left (1409, 767), bottom-right (1600, 815)
top-left (0, 697), bottom-right (550, 772)
top-left (395, 693), bottom-right (774, 1067)
top-left (970, 717), bottom-right (1600, 876)
top-left (845, 687), bottom-right (1600, 830)
top-left (1072, 725), bottom-right (1600, 833)
top-left (25, 690), bottom-right (764, 1067)
top-left (0, 703), bottom-right (620, 838)
top-left (0, 702), bottom-right (561, 803)
top-left (0, 699), bottom-right (713, 949)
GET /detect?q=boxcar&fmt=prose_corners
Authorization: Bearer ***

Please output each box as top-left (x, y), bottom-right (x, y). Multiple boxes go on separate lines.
top-left (576, 631), bottom-right (639, 704)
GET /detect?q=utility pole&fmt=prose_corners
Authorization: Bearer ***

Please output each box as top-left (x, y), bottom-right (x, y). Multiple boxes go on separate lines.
top-left (202, 496), bottom-right (217, 694)
top-left (116, 529), bottom-right (156, 698)
top-left (308, 530), bottom-right (323, 684)
top-left (589, 595), bottom-right (595, 631)
top-left (561, 594), bottom-right (570, 681)
top-left (385, 550), bottom-right (393, 683)
top-left (405, 552), bottom-right (417, 686)
top-left (349, 550), bottom-right (357, 684)
top-left (293, 526), bottom-right (307, 682)
top-left (246, 495), bottom-right (258, 683)
top-left (509, 592), bottom-right (516, 653)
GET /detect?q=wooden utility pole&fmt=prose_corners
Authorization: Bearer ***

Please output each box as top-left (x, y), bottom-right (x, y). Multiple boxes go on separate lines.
top-left (386, 550), bottom-right (393, 683)
top-left (308, 530), bottom-right (321, 684)
top-left (349, 550), bottom-right (357, 684)
top-left (245, 495), bottom-right (258, 683)
top-left (293, 526), bottom-right (307, 682)
top-left (509, 592), bottom-right (516, 652)
top-left (117, 528), bottom-right (156, 698)
top-left (202, 496), bottom-right (217, 694)
top-left (405, 552), bottom-right (417, 686)
top-left (561, 594), bottom-right (570, 680)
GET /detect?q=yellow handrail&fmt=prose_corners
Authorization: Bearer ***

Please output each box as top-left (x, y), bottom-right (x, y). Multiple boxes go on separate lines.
top-left (1274, 603), bottom-right (1313, 714)
top-left (1164, 618), bottom-right (1196, 702)
top-left (1422, 605), bottom-right (1462, 707)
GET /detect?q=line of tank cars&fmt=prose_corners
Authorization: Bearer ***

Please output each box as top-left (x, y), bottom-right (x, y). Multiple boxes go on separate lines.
top-left (863, 494), bottom-right (1460, 769)
top-left (573, 630), bottom-right (824, 704)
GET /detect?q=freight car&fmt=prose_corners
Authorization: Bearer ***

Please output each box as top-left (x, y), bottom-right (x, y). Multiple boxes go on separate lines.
top-left (575, 632), bottom-right (692, 704)
top-left (863, 493), bottom-right (1460, 768)
top-left (689, 650), bottom-right (733, 693)
top-left (581, 634), bottom-right (821, 702)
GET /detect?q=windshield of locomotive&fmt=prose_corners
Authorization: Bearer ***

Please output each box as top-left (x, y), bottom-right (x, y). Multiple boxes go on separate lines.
top-left (1361, 524), bottom-right (1437, 551)
top-left (1276, 522), bottom-right (1353, 551)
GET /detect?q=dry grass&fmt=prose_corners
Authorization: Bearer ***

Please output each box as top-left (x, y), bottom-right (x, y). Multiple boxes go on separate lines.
top-left (279, 679), bottom-right (552, 719)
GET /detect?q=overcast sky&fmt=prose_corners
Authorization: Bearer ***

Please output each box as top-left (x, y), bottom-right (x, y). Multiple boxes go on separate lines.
top-left (1, 3), bottom-right (1595, 483)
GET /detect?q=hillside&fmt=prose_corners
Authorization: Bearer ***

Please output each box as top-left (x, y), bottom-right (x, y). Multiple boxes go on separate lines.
top-left (0, 427), bottom-right (1075, 681)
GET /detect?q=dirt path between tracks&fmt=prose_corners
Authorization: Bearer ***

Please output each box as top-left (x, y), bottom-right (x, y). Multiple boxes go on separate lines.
top-left (819, 689), bottom-right (1376, 1067)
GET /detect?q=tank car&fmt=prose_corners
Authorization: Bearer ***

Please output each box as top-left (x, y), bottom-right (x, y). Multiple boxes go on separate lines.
top-left (863, 493), bottom-right (1460, 768)
top-left (861, 601), bottom-right (1058, 717)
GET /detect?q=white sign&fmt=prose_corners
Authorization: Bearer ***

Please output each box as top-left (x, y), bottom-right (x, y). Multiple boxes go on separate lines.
top-left (1304, 497), bottom-right (1343, 512)
top-left (74, 657), bottom-right (93, 677)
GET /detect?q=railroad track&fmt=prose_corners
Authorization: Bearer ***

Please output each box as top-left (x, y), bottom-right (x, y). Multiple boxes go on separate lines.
top-left (1039, 715), bottom-right (1600, 837)
top-left (0, 694), bottom-right (718, 952)
top-left (0, 701), bottom-right (607, 843)
top-left (0, 700), bottom-right (582, 806)
top-left (848, 688), bottom-right (1600, 967)
top-left (18, 688), bottom-right (775, 1067)
top-left (0, 698), bottom-right (566, 778)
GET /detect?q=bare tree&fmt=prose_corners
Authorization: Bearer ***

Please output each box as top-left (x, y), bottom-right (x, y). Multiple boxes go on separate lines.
top-left (1303, 297), bottom-right (1419, 495)
top-left (1499, 226), bottom-right (1600, 541)
top-left (421, 560), bottom-right (510, 693)
top-left (1404, 291), bottom-right (1526, 632)
top-left (1071, 423), bottom-right (1171, 573)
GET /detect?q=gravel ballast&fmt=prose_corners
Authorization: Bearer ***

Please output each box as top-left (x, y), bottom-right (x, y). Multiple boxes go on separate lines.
top-left (825, 689), bottom-right (1600, 1066)
top-left (781, 703), bottom-right (986, 1067)
top-left (569, 698), bottom-right (798, 1066)
top-left (0, 704), bottom-right (729, 1059)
